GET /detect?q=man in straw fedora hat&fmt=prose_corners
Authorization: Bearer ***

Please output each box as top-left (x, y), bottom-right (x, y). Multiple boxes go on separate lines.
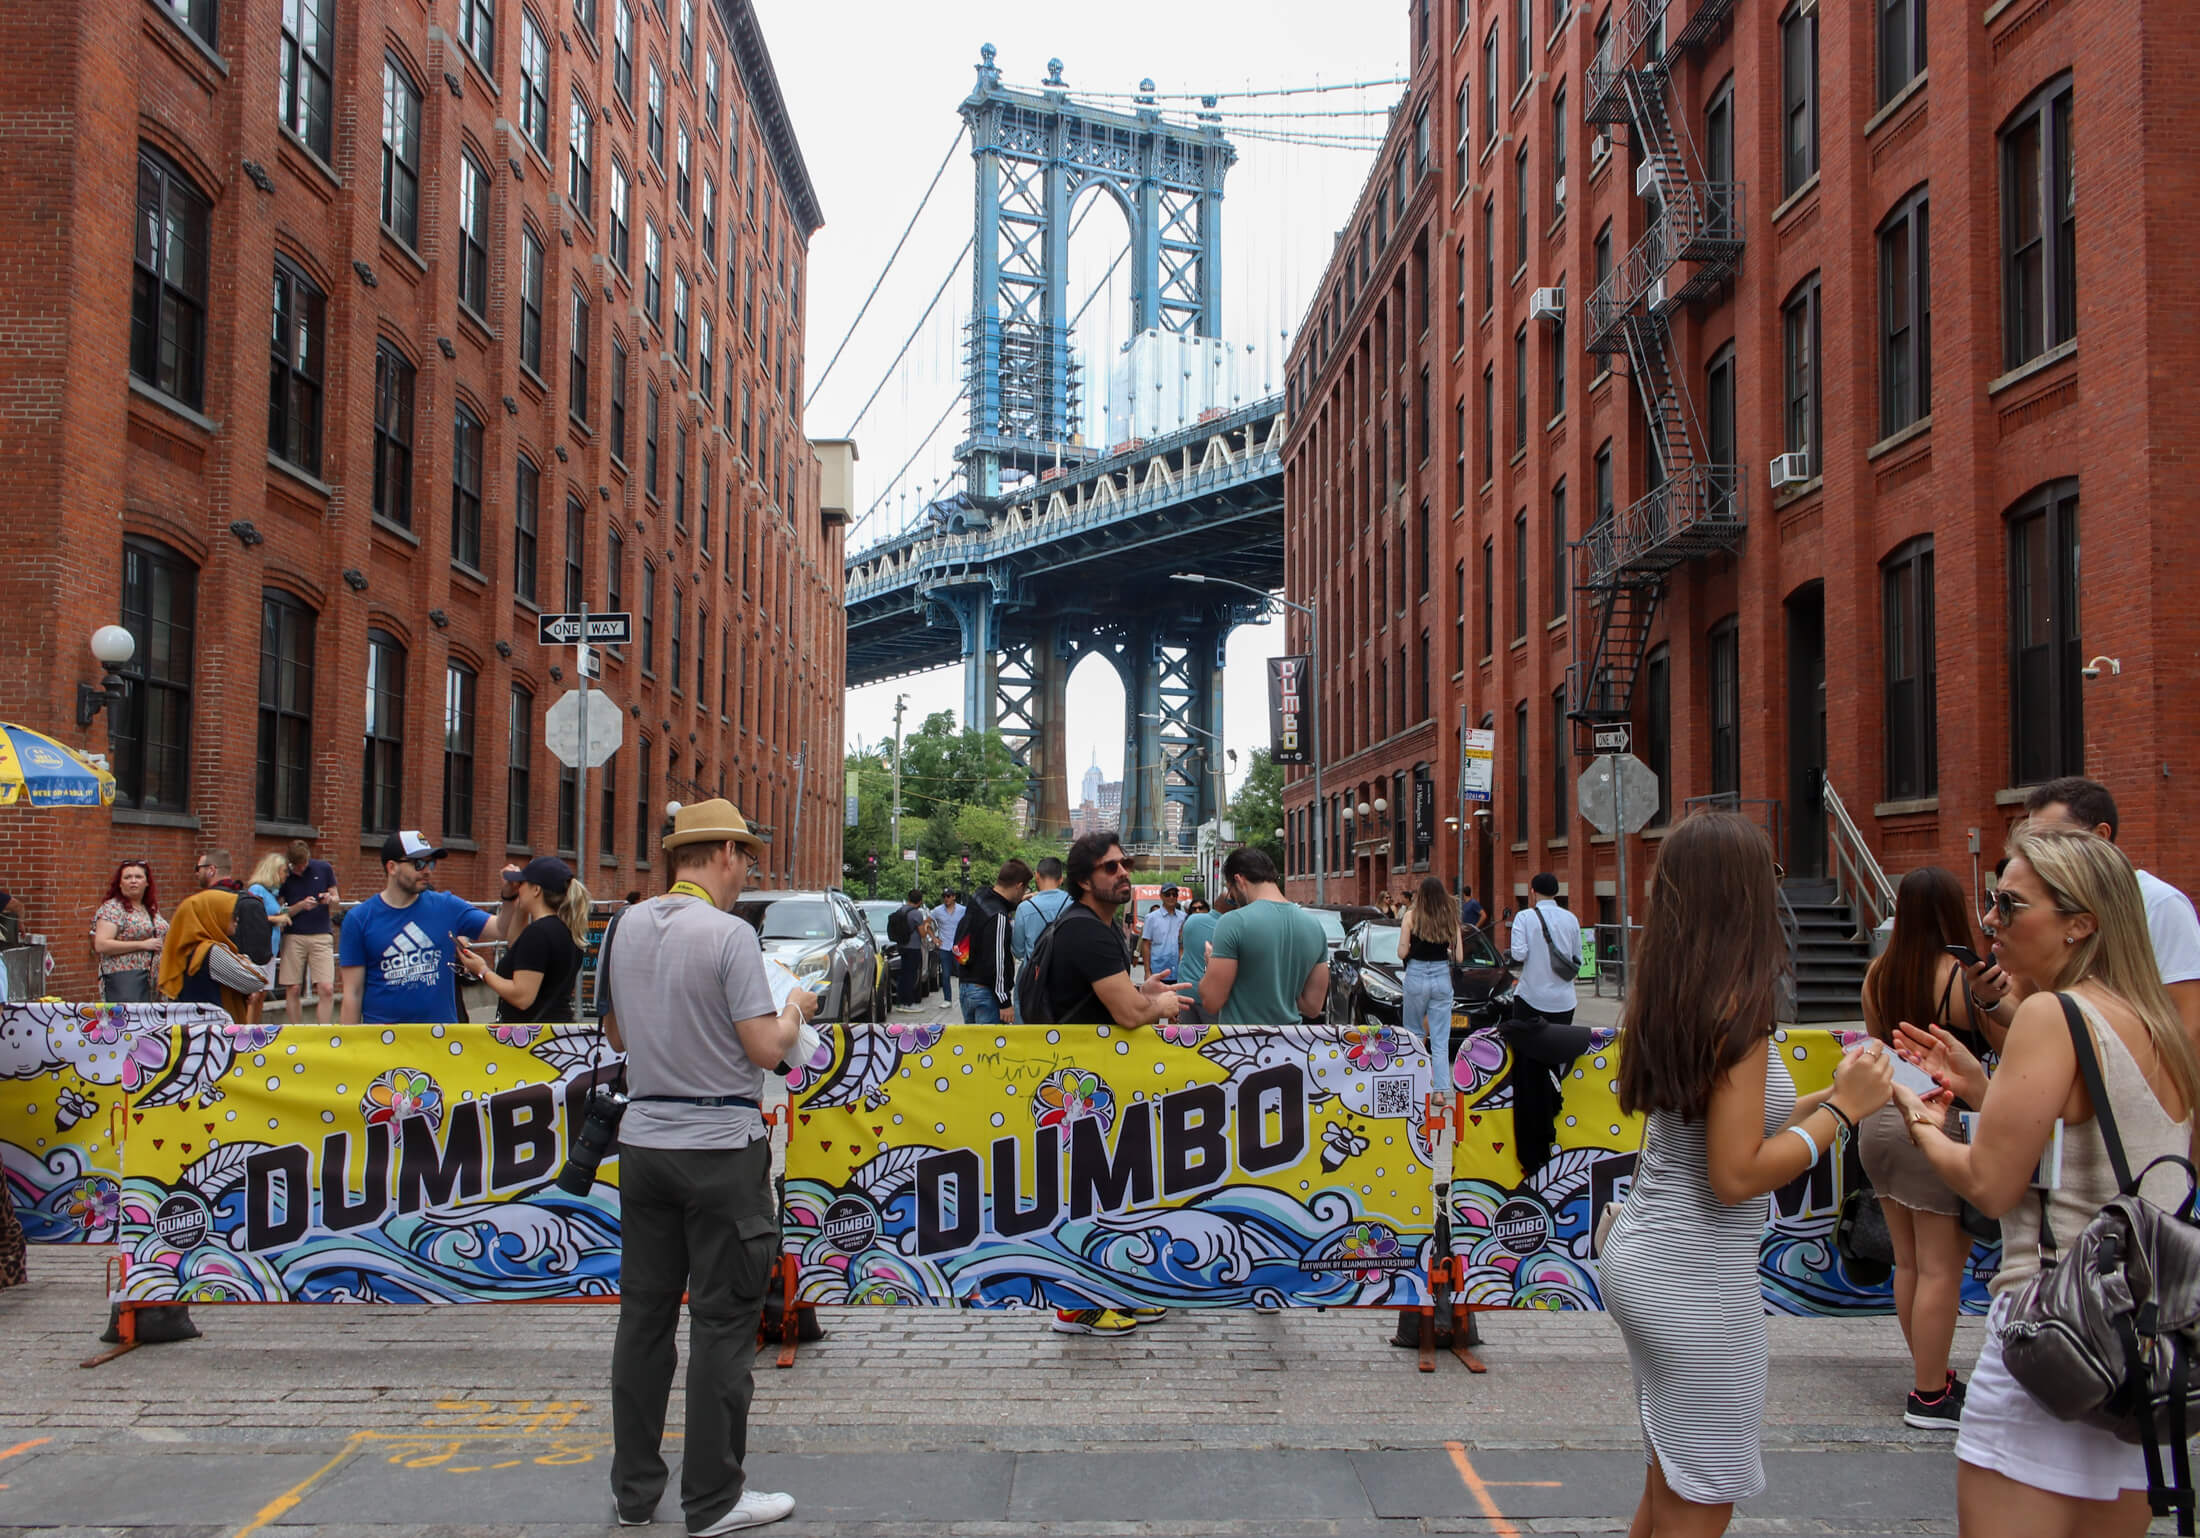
top-left (602, 798), bottom-right (817, 1533)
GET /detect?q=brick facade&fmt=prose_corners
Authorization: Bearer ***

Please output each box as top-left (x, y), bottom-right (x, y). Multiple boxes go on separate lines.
top-left (1278, 0), bottom-right (2200, 929)
top-left (0, 0), bottom-right (844, 998)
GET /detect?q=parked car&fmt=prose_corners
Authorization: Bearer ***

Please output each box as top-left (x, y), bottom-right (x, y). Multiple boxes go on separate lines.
top-left (1303, 905), bottom-right (1350, 958)
top-left (857, 898), bottom-right (940, 999)
top-left (732, 890), bottom-right (889, 1025)
top-left (1321, 919), bottom-right (1515, 1032)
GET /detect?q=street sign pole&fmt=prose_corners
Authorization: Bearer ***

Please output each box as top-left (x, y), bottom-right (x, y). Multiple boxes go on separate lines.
top-left (575, 602), bottom-right (589, 882)
top-left (1456, 704), bottom-right (1468, 896)
top-left (1611, 750), bottom-right (1629, 1000)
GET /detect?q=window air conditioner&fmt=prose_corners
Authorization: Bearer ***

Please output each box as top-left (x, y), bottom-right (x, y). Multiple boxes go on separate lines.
top-left (1552, 174), bottom-right (1567, 209)
top-left (1592, 133), bottom-right (1611, 161)
top-left (1768, 451), bottom-right (1812, 489)
top-left (1635, 159), bottom-right (1660, 198)
top-left (1530, 287), bottom-right (1566, 321)
top-left (1646, 275), bottom-right (1668, 310)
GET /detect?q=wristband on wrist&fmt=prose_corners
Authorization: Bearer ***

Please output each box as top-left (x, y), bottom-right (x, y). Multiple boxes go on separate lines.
top-left (1823, 1102), bottom-right (1857, 1139)
top-left (1786, 1123), bottom-right (1822, 1165)
top-left (1971, 993), bottom-right (2002, 1012)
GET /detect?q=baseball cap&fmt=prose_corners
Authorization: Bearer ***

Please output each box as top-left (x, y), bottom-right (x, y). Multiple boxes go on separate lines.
top-left (1160, 884), bottom-right (1179, 896)
top-left (380, 830), bottom-right (447, 864)
top-left (514, 855), bottom-right (575, 895)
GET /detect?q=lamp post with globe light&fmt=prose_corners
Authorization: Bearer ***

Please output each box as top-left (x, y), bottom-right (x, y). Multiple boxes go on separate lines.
top-left (78, 625), bottom-right (137, 761)
top-left (1171, 573), bottom-right (1327, 903)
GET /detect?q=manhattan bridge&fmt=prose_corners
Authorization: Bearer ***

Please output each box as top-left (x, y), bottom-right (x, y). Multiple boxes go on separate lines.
top-left (835, 47), bottom-right (1339, 848)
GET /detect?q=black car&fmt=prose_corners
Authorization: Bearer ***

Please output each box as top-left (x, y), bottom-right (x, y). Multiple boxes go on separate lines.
top-left (1322, 919), bottom-right (1514, 1030)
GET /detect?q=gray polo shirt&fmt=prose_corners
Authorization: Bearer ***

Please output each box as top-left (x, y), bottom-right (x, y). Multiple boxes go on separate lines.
top-left (604, 894), bottom-right (777, 1150)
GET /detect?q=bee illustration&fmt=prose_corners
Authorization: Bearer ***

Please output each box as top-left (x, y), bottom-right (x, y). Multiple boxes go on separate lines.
top-left (54, 1087), bottom-right (96, 1130)
top-left (1320, 1119), bottom-right (1370, 1173)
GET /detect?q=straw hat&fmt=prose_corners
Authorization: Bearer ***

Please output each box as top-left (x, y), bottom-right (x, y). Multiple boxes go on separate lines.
top-left (661, 797), bottom-right (766, 854)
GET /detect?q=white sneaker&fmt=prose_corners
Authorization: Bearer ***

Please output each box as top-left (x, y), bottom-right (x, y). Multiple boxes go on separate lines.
top-left (689, 1490), bottom-right (795, 1535)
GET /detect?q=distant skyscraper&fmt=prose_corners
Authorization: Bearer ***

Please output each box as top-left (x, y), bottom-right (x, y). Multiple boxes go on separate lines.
top-left (1080, 751), bottom-right (1104, 810)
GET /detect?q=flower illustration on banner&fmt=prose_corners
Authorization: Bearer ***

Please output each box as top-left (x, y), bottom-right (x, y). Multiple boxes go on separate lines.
top-left (884, 1018), bottom-right (944, 1053)
top-left (78, 1007), bottom-right (127, 1046)
top-left (1452, 1028), bottom-right (1509, 1096)
top-left (1343, 1023), bottom-right (1403, 1074)
top-left (1033, 1068), bottom-right (1114, 1134)
top-left (116, 1024), bottom-right (172, 1090)
top-left (67, 1177), bottom-right (120, 1236)
top-left (227, 1020), bottom-right (282, 1052)
top-left (1337, 1221), bottom-right (1403, 1281)
top-left (489, 1020), bottom-right (541, 1049)
top-left (1156, 1018), bottom-right (1208, 1048)
top-left (361, 1067), bottom-right (444, 1129)
top-left (784, 1025), bottom-right (836, 1092)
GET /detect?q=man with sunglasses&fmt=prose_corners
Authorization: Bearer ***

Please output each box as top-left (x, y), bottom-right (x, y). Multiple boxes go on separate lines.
top-left (1031, 833), bottom-right (1186, 1032)
top-left (339, 831), bottom-right (517, 1025)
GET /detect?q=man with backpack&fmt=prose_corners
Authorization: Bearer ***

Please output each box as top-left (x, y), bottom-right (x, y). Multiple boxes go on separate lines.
top-left (958, 860), bottom-right (1029, 1025)
top-left (886, 890), bottom-right (927, 1008)
top-left (1011, 857), bottom-right (1072, 979)
top-left (1502, 874), bottom-right (1592, 1182)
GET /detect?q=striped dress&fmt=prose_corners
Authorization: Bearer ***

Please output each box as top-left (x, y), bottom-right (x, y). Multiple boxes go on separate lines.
top-left (1599, 1047), bottom-right (1795, 1506)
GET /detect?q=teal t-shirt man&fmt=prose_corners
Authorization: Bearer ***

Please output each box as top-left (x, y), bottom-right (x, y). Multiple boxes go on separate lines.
top-left (1201, 853), bottom-right (1328, 1026)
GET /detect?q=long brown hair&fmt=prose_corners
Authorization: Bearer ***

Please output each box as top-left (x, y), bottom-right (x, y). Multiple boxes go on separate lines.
top-left (1616, 811), bottom-right (1788, 1120)
top-left (1861, 866), bottom-right (1979, 1042)
top-left (1406, 875), bottom-right (1459, 944)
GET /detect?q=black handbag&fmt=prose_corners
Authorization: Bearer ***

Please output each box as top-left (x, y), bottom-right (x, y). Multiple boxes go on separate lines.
top-left (1835, 1180), bottom-right (1895, 1286)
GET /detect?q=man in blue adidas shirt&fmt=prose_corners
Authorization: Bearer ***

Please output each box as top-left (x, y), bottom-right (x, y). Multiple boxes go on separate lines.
top-left (339, 831), bottom-right (516, 1025)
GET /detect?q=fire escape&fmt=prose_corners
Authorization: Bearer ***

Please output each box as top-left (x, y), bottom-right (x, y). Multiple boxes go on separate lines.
top-left (1569, 0), bottom-right (1744, 733)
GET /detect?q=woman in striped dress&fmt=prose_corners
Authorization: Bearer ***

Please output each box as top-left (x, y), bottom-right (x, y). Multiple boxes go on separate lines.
top-left (1599, 813), bottom-right (1895, 1535)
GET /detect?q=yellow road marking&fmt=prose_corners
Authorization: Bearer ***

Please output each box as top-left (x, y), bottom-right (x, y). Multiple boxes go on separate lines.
top-left (0, 1439), bottom-right (50, 1464)
top-left (229, 1432), bottom-right (368, 1538)
top-left (1444, 1441), bottom-right (1521, 1538)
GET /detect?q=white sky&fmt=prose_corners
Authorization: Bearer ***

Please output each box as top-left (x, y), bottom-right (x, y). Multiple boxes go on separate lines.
top-left (756, 0), bottom-right (1404, 803)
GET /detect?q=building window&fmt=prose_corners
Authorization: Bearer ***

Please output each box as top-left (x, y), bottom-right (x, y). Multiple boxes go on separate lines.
top-left (607, 526), bottom-right (624, 617)
top-left (1513, 0), bottom-right (1530, 89)
top-left (599, 752), bottom-right (617, 858)
top-left (443, 663), bottom-right (477, 841)
top-left (613, 0), bottom-right (633, 102)
top-left (569, 91), bottom-right (594, 220)
top-left (563, 496), bottom-right (584, 612)
top-left (672, 268), bottom-right (689, 362)
top-left (1549, 480), bottom-right (1567, 620)
top-left (514, 455), bottom-right (540, 602)
top-left (458, 151), bottom-right (491, 318)
top-left (570, 288), bottom-right (591, 421)
top-left (380, 56), bottom-right (422, 246)
top-left (1878, 0), bottom-right (1925, 106)
top-left (610, 339), bottom-right (629, 460)
top-left (698, 311), bottom-right (714, 400)
top-left (131, 148), bottom-right (211, 410)
top-left (705, 49), bottom-right (721, 127)
top-left (1455, 81), bottom-right (1470, 187)
top-left (1512, 510), bottom-right (1528, 641)
top-left (280, 0), bottom-right (334, 159)
top-left (114, 537), bottom-right (196, 813)
top-left (267, 258), bottom-right (325, 474)
top-left (363, 629), bottom-right (406, 834)
top-left (634, 738), bottom-right (653, 865)
top-left (1706, 344), bottom-right (1735, 515)
top-left (557, 764), bottom-right (577, 854)
top-left (1511, 326), bottom-right (1527, 454)
top-left (643, 221), bottom-right (662, 322)
top-left (159, 0), bottom-right (218, 45)
top-left (517, 12), bottom-right (551, 156)
top-left (641, 560), bottom-right (657, 673)
top-left (372, 342), bottom-right (415, 527)
top-left (508, 686), bottom-right (533, 849)
top-left (1481, 536), bottom-right (1495, 656)
top-left (457, 0), bottom-right (495, 72)
top-left (701, 174), bottom-right (717, 262)
top-left (697, 602), bottom-right (709, 700)
top-left (1593, 439), bottom-right (1613, 527)
top-left (1780, 2), bottom-right (1818, 196)
top-left (1481, 196), bottom-right (1495, 313)
top-left (698, 452), bottom-right (713, 551)
top-left (1513, 144), bottom-right (1528, 272)
top-left (1644, 644), bottom-right (1671, 826)
top-left (574, 0), bottom-right (594, 37)
top-left (673, 421), bottom-right (688, 528)
top-left (2001, 76), bottom-right (2076, 370)
top-left (670, 581), bottom-right (684, 691)
top-left (1482, 24), bottom-right (1499, 142)
top-left (1549, 303), bottom-right (1567, 419)
top-left (678, 0), bottom-right (694, 75)
top-left (1551, 85), bottom-right (1567, 218)
top-left (452, 403), bottom-right (484, 571)
top-left (608, 157), bottom-right (630, 272)
top-left (1879, 188), bottom-right (1931, 435)
top-left (1551, 688), bottom-right (1569, 838)
top-left (1708, 617), bottom-right (1740, 796)
top-left (1782, 275), bottom-right (1821, 467)
top-left (519, 225), bottom-right (546, 375)
top-left (1512, 700), bottom-right (1529, 845)
top-left (1883, 536), bottom-right (1937, 800)
top-left (255, 588), bottom-right (315, 825)
top-left (1453, 561), bottom-right (1466, 672)
top-left (2008, 480), bottom-right (2082, 785)
top-left (647, 61), bottom-right (665, 165)
top-left (676, 124), bottom-right (693, 215)
top-left (645, 382), bottom-right (660, 494)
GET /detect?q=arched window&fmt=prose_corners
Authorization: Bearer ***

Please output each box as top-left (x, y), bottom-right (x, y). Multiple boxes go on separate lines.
top-left (1882, 537), bottom-right (1937, 800)
top-left (116, 537), bottom-right (198, 812)
top-left (363, 630), bottom-right (407, 833)
top-left (257, 589), bottom-right (316, 825)
top-left (2007, 481), bottom-right (2082, 785)
top-left (132, 146), bottom-right (211, 409)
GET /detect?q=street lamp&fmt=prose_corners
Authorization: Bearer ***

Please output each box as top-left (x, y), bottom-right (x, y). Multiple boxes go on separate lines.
top-left (78, 625), bottom-right (135, 731)
top-left (1172, 572), bottom-right (1328, 903)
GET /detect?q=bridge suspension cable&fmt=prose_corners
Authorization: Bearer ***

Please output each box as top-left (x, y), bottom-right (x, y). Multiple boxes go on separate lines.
top-left (839, 236), bottom-right (972, 440)
top-left (1021, 76), bottom-right (1407, 102)
top-left (806, 123), bottom-right (967, 409)
top-left (849, 385), bottom-right (969, 542)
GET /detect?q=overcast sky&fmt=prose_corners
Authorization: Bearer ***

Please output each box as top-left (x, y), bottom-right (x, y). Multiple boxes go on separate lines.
top-left (756, 0), bottom-right (1404, 804)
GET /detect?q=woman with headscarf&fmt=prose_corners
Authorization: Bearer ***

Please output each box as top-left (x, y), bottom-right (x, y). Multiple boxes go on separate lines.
top-left (156, 889), bottom-right (269, 1017)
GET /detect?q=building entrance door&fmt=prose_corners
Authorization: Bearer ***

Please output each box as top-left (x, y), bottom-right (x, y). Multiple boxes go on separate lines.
top-left (1786, 584), bottom-right (1828, 878)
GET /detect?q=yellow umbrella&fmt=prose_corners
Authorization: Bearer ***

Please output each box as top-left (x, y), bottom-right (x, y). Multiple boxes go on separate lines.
top-left (0, 723), bottom-right (118, 807)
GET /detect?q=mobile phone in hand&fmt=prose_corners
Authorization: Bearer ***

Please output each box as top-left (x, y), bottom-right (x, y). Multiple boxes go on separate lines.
top-left (1945, 943), bottom-right (1984, 969)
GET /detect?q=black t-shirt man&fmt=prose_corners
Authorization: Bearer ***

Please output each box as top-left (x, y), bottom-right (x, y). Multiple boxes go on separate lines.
top-left (280, 859), bottom-right (338, 936)
top-left (1039, 904), bottom-right (1134, 1026)
top-left (495, 914), bottom-right (583, 1023)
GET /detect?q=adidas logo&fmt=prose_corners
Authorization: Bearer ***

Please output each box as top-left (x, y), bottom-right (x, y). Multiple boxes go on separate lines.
top-left (379, 920), bottom-right (445, 988)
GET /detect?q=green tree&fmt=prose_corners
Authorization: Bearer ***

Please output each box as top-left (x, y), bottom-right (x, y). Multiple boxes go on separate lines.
top-left (1228, 748), bottom-right (1286, 871)
top-left (899, 712), bottom-right (1024, 821)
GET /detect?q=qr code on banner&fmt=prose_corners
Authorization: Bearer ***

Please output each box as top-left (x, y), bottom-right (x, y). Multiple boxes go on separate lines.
top-left (1373, 1076), bottom-right (1413, 1117)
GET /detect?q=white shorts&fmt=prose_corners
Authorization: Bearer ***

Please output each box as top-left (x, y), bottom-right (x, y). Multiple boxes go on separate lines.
top-left (1957, 1292), bottom-right (2151, 1502)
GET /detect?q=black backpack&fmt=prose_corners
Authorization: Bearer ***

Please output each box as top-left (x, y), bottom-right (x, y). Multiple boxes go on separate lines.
top-left (886, 905), bottom-right (912, 945)
top-left (232, 891), bottom-right (276, 966)
top-left (1016, 902), bottom-right (1115, 1025)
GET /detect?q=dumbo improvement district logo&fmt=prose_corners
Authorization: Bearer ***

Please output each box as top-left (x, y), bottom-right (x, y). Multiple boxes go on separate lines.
top-left (153, 1192), bottom-right (210, 1250)
top-left (1493, 1197), bottom-right (1550, 1257)
top-left (820, 1195), bottom-right (879, 1255)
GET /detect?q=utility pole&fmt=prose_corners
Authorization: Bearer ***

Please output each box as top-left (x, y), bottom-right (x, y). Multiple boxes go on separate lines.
top-left (790, 740), bottom-right (808, 889)
top-left (891, 693), bottom-right (907, 881)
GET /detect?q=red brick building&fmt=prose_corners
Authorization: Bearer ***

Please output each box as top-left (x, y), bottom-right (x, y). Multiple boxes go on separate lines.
top-left (1279, 0), bottom-right (2200, 956)
top-left (0, 0), bottom-right (845, 997)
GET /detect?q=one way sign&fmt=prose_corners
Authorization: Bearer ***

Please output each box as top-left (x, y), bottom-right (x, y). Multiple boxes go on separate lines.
top-left (538, 611), bottom-right (633, 645)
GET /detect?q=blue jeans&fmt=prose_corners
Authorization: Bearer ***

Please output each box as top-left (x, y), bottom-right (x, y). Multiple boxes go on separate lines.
top-left (1400, 959), bottom-right (1455, 1086)
top-left (959, 982), bottom-right (1002, 1025)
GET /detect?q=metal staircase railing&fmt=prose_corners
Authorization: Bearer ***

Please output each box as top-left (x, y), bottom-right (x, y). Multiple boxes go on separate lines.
top-left (1822, 773), bottom-right (1898, 940)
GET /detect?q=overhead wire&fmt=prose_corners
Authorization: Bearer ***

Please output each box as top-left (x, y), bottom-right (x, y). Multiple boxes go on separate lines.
top-left (849, 386), bottom-right (969, 540)
top-left (1024, 76), bottom-right (1407, 101)
top-left (805, 123), bottom-right (967, 409)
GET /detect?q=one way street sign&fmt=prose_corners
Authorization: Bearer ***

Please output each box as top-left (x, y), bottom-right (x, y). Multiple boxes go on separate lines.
top-left (538, 611), bottom-right (633, 645)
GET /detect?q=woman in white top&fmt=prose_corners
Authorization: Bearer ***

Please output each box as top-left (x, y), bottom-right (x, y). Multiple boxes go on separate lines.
top-left (1894, 824), bottom-right (2199, 1538)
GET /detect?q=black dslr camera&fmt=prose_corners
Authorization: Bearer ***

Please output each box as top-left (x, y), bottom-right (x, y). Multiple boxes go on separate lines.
top-left (556, 1079), bottom-right (628, 1195)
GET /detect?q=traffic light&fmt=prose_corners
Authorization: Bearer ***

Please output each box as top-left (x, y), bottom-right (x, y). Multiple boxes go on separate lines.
top-left (959, 851), bottom-right (970, 887)
top-left (866, 849), bottom-right (878, 899)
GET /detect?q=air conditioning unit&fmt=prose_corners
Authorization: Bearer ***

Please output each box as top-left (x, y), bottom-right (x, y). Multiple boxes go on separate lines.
top-left (1552, 174), bottom-right (1567, 209)
top-left (1768, 451), bottom-right (1812, 489)
top-left (1529, 286), bottom-right (1566, 321)
top-left (1635, 159), bottom-right (1660, 198)
top-left (1592, 133), bottom-right (1612, 161)
top-left (1646, 275), bottom-right (1668, 310)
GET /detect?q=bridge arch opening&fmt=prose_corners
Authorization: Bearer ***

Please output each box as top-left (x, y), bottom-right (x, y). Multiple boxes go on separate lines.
top-left (1066, 180), bottom-right (1135, 461)
top-left (1064, 645), bottom-right (1130, 835)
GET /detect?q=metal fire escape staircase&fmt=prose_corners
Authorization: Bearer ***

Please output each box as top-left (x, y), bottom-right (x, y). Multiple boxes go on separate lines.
top-left (1569, 0), bottom-right (1745, 734)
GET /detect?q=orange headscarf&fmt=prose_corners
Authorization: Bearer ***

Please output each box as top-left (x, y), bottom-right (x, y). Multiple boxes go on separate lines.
top-left (157, 889), bottom-right (252, 1013)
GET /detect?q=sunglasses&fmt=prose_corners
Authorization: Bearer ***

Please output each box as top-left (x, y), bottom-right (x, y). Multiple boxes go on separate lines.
top-left (405, 858), bottom-right (437, 872)
top-left (1984, 888), bottom-right (2033, 923)
top-left (1093, 857), bottom-right (1134, 875)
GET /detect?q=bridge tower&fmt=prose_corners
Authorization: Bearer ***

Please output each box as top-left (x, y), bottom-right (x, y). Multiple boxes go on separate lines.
top-left (931, 46), bottom-right (1244, 848)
